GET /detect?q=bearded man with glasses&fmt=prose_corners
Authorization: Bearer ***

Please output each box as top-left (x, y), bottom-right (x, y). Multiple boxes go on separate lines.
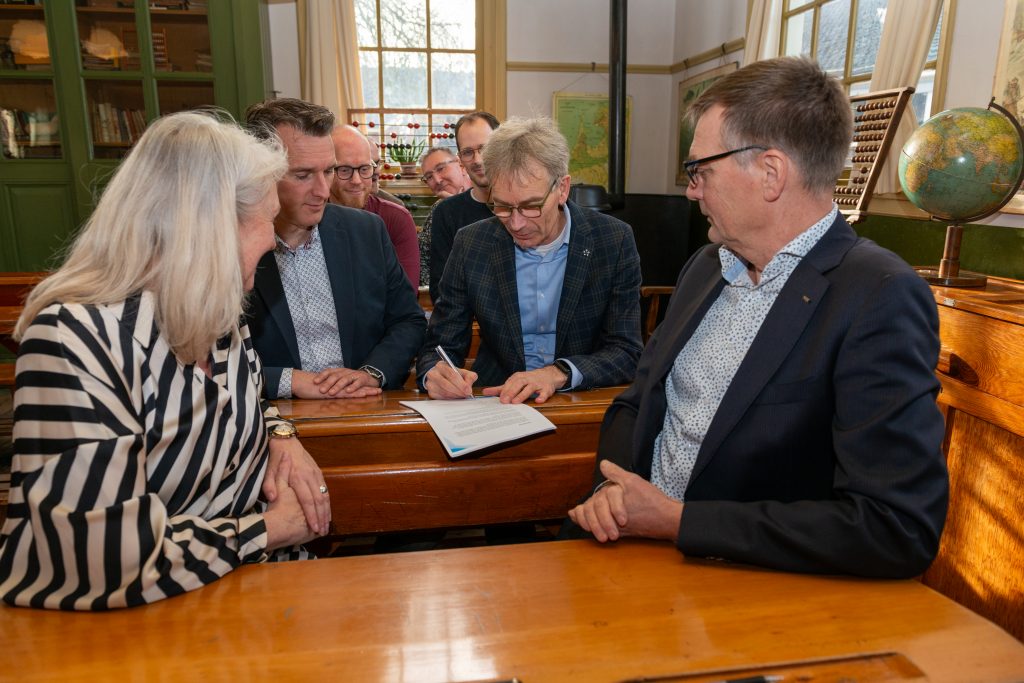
top-left (243, 99), bottom-right (425, 400)
top-left (417, 115), bottom-right (642, 405)
top-left (329, 124), bottom-right (420, 291)
top-left (566, 57), bottom-right (948, 580)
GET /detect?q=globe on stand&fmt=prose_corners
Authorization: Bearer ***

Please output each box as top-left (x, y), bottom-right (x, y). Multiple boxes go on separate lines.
top-left (898, 101), bottom-right (1024, 287)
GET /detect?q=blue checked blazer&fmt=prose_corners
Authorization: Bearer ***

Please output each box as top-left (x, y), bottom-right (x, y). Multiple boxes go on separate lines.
top-left (417, 200), bottom-right (643, 389)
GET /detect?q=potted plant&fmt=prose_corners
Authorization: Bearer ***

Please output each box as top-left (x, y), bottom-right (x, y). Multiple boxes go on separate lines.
top-left (387, 136), bottom-right (426, 177)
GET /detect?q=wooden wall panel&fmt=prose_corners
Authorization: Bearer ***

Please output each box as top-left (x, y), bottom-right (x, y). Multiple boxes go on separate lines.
top-left (3, 184), bottom-right (76, 271)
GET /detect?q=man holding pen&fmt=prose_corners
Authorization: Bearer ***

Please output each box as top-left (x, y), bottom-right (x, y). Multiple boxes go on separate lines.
top-left (417, 116), bottom-right (643, 404)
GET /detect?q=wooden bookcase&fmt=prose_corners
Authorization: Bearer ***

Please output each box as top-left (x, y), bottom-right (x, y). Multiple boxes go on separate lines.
top-left (0, 0), bottom-right (269, 270)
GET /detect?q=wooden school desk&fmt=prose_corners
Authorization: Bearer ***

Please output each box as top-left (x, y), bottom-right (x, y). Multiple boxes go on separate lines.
top-left (5, 540), bottom-right (1024, 682)
top-left (275, 386), bottom-right (625, 535)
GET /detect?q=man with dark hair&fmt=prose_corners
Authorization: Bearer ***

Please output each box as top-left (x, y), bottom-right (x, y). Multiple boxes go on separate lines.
top-left (244, 98), bottom-right (425, 399)
top-left (417, 145), bottom-right (472, 289)
top-left (418, 116), bottom-right (642, 404)
top-left (330, 124), bottom-right (420, 290)
top-left (567, 57), bottom-right (948, 579)
top-left (427, 110), bottom-right (500, 303)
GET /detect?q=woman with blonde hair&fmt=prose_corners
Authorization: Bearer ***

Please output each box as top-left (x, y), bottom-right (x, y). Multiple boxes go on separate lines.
top-left (0, 111), bottom-right (330, 610)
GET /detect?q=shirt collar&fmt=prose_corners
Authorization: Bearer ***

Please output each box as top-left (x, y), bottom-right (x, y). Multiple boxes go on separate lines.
top-left (276, 225), bottom-right (320, 254)
top-left (719, 204), bottom-right (838, 286)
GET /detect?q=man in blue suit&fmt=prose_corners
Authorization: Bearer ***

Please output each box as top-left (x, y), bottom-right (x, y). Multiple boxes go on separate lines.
top-left (568, 57), bottom-right (949, 579)
top-left (244, 98), bottom-right (425, 399)
top-left (417, 116), bottom-right (643, 404)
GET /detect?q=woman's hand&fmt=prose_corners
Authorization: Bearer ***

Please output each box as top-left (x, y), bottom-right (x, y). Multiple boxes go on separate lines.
top-left (263, 437), bottom-right (331, 535)
top-left (263, 453), bottom-right (320, 550)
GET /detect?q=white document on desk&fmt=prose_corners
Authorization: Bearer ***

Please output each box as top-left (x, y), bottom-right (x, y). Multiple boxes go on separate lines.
top-left (400, 397), bottom-right (556, 458)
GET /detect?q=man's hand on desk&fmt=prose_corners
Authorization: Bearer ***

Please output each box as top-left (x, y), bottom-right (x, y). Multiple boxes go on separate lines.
top-left (481, 365), bottom-right (567, 404)
top-left (568, 460), bottom-right (683, 543)
top-left (424, 362), bottom-right (477, 399)
top-left (291, 368), bottom-right (383, 399)
top-left (264, 437), bottom-right (332, 536)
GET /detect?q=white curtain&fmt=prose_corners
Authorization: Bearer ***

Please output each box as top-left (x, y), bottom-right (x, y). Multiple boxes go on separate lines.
top-left (743, 0), bottom-right (782, 66)
top-left (868, 0), bottom-right (942, 194)
top-left (297, 0), bottom-right (363, 122)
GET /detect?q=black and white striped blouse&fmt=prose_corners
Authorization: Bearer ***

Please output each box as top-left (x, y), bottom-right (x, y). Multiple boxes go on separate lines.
top-left (0, 292), bottom-right (296, 610)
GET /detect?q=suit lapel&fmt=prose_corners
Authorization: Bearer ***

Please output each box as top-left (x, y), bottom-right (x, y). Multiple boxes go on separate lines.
top-left (689, 215), bottom-right (858, 482)
top-left (491, 226), bottom-right (525, 368)
top-left (318, 218), bottom-right (355, 363)
top-left (555, 203), bottom-right (589, 354)
top-left (254, 251), bottom-right (301, 366)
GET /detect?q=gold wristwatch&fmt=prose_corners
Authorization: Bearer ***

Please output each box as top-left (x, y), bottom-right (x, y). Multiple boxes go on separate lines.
top-left (269, 422), bottom-right (297, 439)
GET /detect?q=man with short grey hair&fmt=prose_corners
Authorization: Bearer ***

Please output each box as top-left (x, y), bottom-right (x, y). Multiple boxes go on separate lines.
top-left (418, 116), bottom-right (642, 404)
top-left (567, 57), bottom-right (948, 579)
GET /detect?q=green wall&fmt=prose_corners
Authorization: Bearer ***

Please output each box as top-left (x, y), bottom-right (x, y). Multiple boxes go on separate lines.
top-left (854, 214), bottom-right (1024, 281)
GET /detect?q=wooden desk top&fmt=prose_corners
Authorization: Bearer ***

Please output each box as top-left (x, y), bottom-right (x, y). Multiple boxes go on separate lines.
top-left (5, 540), bottom-right (1023, 682)
top-left (931, 274), bottom-right (1024, 325)
top-left (276, 385), bottom-right (624, 438)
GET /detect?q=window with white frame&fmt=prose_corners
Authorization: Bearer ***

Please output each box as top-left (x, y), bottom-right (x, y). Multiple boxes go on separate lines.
top-left (781, 0), bottom-right (947, 124)
top-left (351, 0), bottom-right (479, 175)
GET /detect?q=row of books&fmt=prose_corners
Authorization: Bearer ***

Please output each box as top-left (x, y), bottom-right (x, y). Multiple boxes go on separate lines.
top-left (91, 102), bottom-right (146, 144)
top-left (0, 108), bottom-right (61, 159)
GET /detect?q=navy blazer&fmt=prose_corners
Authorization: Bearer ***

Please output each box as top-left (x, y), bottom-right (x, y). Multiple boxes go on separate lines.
top-left (417, 200), bottom-right (643, 389)
top-left (247, 204), bottom-right (426, 396)
top-left (594, 215), bottom-right (948, 578)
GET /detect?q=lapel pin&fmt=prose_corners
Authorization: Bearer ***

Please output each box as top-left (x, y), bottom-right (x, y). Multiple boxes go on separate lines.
top-left (802, 295), bottom-right (811, 303)
top-left (582, 248), bottom-right (591, 257)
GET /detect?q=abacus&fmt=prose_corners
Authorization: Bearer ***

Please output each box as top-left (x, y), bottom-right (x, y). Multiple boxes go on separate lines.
top-left (350, 118), bottom-right (459, 181)
top-left (835, 86), bottom-right (914, 223)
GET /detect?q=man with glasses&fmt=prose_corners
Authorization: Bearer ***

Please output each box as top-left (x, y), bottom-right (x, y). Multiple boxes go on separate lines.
top-left (330, 124), bottom-right (420, 290)
top-left (567, 58), bottom-right (948, 579)
top-left (243, 98), bottom-right (425, 399)
top-left (417, 146), bottom-right (472, 290)
top-left (426, 111), bottom-right (500, 303)
top-left (418, 116), bottom-right (642, 404)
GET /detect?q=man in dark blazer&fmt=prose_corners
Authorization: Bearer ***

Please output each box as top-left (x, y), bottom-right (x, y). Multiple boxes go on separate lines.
top-left (244, 98), bottom-right (425, 399)
top-left (418, 116), bottom-right (642, 403)
top-left (568, 57), bottom-right (948, 579)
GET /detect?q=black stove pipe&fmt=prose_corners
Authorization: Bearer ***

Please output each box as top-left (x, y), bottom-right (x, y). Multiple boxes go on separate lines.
top-left (608, 0), bottom-right (627, 210)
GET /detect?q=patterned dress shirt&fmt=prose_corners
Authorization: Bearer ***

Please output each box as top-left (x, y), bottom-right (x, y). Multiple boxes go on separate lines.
top-left (272, 227), bottom-right (345, 398)
top-left (651, 206), bottom-right (839, 500)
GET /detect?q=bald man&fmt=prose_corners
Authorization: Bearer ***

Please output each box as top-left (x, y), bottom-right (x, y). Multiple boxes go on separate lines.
top-left (330, 124), bottom-right (420, 290)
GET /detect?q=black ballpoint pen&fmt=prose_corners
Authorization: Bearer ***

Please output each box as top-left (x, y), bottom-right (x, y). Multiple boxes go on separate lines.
top-left (711, 676), bottom-right (783, 683)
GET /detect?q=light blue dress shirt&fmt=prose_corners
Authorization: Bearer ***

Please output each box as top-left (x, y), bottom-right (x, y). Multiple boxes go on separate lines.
top-left (514, 204), bottom-right (582, 388)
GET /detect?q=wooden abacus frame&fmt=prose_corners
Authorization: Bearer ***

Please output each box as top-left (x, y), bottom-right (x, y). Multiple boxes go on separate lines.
top-left (835, 86), bottom-right (915, 223)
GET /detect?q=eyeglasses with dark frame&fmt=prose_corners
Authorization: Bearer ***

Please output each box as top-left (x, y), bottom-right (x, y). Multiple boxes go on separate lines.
top-left (487, 179), bottom-right (559, 219)
top-left (420, 158), bottom-right (458, 184)
top-left (458, 144), bottom-right (485, 162)
top-left (682, 145), bottom-right (767, 188)
top-left (336, 163), bottom-right (376, 181)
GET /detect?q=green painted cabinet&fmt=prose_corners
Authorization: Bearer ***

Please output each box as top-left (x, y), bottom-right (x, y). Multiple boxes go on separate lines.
top-left (0, 0), bottom-right (268, 271)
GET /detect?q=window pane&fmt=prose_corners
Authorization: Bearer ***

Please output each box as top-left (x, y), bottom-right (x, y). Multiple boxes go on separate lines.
top-left (913, 68), bottom-right (935, 124)
top-left (381, 0), bottom-right (426, 48)
top-left (428, 114), bottom-right (459, 145)
top-left (383, 51), bottom-right (427, 107)
top-left (431, 52), bottom-right (475, 108)
top-left (926, 12), bottom-right (941, 63)
top-left (360, 49), bottom-right (380, 108)
top-left (430, 0), bottom-right (475, 50)
top-left (783, 12), bottom-right (813, 58)
top-left (849, 80), bottom-right (871, 98)
top-left (851, 0), bottom-right (887, 77)
top-left (816, 0), bottom-right (850, 76)
top-left (355, 0), bottom-right (378, 46)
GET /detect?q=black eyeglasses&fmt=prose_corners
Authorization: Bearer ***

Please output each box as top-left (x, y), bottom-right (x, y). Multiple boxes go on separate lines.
top-left (336, 163), bottom-right (376, 180)
top-left (487, 179), bottom-right (558, 219)
top-left (682, 145), bottom-right (766, 188)
top-left (421, 158), bottom-right (457, 184)
top-left (458, 144), bottom-right (484, 162)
